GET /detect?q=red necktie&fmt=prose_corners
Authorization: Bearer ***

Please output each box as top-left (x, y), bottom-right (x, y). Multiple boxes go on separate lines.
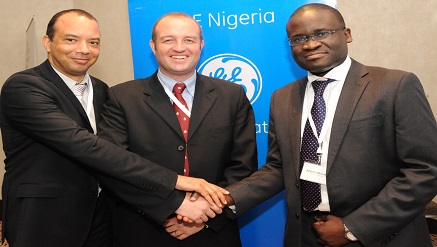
top-left (172, 83), bottom-right (190, 176)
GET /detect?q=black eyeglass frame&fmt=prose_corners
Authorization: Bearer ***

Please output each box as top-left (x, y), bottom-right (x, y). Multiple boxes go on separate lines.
top-left (287, 27), bottom-right (346, 47)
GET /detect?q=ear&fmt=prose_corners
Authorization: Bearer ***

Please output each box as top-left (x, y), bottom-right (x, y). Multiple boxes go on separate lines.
top-left (149, 39), bottom-right (156, 55)
top-left (200, 40), bottom-right (205, 50)
top-left (42, 35), bottom-right (51, 53)
top-left (344, 28), bottom-right (353, 43)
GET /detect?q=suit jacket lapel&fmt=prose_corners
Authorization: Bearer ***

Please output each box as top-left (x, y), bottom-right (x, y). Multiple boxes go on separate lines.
top-left (327, 60), bottom-right (370, 173)
top-left (143, 73), bottom-right (185, 140)
top-left (292, 78), bottom-right (307, 180)
top-left (40, 60), bottom-right (92, 130)
top-left (91, 77), bottom-right (105, 123)
top-left (189, 74), bottom-right (216, 140)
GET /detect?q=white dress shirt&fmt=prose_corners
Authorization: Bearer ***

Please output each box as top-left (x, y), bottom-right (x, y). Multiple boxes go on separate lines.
top-left (52, 66), bottom-right (96, 134)
top-left (301, 56), bottom-right (352, 211)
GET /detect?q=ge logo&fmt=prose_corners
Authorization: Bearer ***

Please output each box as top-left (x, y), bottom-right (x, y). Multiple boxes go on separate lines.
top-left (198, 53), bottom-right (262, 104)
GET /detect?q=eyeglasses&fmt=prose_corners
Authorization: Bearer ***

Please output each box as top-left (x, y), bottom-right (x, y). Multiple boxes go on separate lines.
top-left (288, 27), bottom-right (345, 47)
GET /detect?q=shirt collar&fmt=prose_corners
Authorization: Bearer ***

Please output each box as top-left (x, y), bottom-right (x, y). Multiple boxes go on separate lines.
top-left (158, 70), bottom-right (196, 97)
top-left (51, 65), bottom-right (90, 89)
top-left (307, 56), bottom-right (352, 83)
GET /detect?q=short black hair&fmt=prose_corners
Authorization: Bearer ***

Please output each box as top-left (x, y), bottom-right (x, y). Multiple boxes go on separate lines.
top-left (46, 9), bottom-right (97, 41)
top-left (290, 3), bottom-right (345, 27)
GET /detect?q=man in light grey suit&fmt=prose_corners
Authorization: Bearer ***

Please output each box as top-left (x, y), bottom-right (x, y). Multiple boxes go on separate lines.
top-left (225, 3), bottom-right (437, 246)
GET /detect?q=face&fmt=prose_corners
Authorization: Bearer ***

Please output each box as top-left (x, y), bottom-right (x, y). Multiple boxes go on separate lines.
top-left (43, 12), bottom-right (100, 82)
top-left (286, 8), bottom-right (352, 76)
top-left (150, 16), bottom-right (204, 82)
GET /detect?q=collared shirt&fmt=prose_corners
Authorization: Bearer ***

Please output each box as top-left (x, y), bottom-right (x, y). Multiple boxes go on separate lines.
top-left (52, 66), bottom-right (97, 134)
top-left (301, 56), bottom-right (352, 212)
top-left (158, 70), bottom-right (196, 111)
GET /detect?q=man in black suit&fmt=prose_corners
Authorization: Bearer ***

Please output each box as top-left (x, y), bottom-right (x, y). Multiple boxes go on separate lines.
top-left (97, 12), bottom-right (257, 247)
top-left (225, 3), bottom-right (437, 246)
top-left (0, 9), bottom-right (228, 247)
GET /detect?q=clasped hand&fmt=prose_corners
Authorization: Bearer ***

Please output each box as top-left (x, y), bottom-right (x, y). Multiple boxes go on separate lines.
top-left (175, 192), bottom-right (223, 224)
top-left (175, 175), bottom-right (228, 208)
top-left (168, 192), bottom-right (223, 240)
top-left (163, 216), bottom-right (206, 240)
top-left (170, 176), bottom-right (227, 240)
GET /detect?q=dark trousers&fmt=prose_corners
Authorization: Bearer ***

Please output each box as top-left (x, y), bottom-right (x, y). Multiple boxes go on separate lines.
top-left (301, 210), bottom-right (328, 247)
top-left (83, 192), bottom-right (113, 247)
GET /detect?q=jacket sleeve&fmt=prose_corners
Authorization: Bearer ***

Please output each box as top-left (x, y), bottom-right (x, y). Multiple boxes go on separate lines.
top-left (1, 73), bottom-right (184, 223)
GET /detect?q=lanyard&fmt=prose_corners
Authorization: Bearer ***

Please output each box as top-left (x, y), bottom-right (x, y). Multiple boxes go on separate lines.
top-left (308, 113), bottom-right (326, 162)
top-left (305, 92), bottom-right (329, 164)
top-left (157, 76), bottom-right (191, 118)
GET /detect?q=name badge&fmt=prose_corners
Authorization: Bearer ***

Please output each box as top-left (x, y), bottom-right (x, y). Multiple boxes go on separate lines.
top-left (300, 162), bottom-right (326, 185)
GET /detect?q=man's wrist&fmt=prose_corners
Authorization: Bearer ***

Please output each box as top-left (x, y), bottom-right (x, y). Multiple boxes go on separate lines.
top-left (224, 194), bottom-right (235, 205)
top-left (343, 223), bottom-right (358, 241)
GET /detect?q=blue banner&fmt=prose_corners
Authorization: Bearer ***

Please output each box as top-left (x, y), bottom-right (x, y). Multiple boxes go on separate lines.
top-left (128, 1), bottom-right (336, 246)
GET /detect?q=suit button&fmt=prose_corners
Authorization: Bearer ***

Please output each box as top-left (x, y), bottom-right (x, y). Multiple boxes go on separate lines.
top-left (138, 210), bottom-right (145, 215)
top-left (295, 183), bottom-right (299, 188)
top-left (295, 213), bottom-right (300, 219)
top-left (177, 145), bottom-right (185, 151)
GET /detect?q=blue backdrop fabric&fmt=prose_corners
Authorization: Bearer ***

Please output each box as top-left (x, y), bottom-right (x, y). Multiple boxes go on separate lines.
top-left (127, 1), bottom-right (336, 246)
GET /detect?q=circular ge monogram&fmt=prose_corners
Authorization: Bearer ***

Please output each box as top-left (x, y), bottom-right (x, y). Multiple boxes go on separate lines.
top-left (198, 53), bottom-right (262, 104)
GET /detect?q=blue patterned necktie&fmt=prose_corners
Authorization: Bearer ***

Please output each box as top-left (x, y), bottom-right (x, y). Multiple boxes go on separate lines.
top-left (300, 79), bottom-right (334, 211)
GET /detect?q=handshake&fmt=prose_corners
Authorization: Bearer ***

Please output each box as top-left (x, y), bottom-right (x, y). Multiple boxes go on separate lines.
top-left (163, 175), bottom-right (234, 240)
